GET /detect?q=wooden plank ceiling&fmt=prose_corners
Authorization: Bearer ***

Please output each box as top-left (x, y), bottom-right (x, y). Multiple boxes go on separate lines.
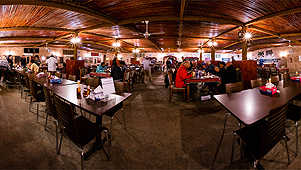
top-left (1, 0), bottom-right (301, 53)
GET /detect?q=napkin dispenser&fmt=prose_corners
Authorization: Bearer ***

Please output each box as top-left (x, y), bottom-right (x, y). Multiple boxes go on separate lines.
top-left (259, 83), bottom-right (277, 95)
top-left (291, 77), bottom-right (300, 82)
top-left (50, 78), bottom-right (63, 83)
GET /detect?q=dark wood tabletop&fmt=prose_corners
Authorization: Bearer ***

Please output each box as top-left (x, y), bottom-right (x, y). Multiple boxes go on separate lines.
top-left (214, 80), bottom-right (301, 125)
top-left (49, 84), bottom-right (132, 117)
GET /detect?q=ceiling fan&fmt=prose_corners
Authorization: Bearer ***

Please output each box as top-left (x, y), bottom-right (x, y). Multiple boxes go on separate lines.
top-left (139, 20), bottom-right (165, 38)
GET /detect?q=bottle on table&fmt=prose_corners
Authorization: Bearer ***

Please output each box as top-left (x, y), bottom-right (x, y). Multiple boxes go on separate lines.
top-left (77, 80), bottom-right (81, 94)
top-left (87, 85), bottom-right (90, 95)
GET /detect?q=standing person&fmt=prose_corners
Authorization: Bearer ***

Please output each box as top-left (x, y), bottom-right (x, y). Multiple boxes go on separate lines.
top-left (7, 55), bottom-right (13, 68)
top-left (111, 59), bottom-right (123, 80)
top-left (34, 55), bottom-right (41, 66)
top-left (46, 54), bottom-right (57, 75)
top-left (141, 57), bottom-right (152, 82)
top-left (20, 55), bottom-right (27, 68)
top-left (166, 58), bottom-right (171, 70)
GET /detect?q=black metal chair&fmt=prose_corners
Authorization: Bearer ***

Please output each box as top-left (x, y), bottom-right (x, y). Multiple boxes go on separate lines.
top-left (53, 94), bottom-right (109, 169)
top-left (43, 87), bottom-right (60, 153)
top-left (250, 78), bottom-right (263, 89)
top-left (29, 79), bottom-right (45, 123)
top-left (231, 103), bottom-right (290, 168)
top-left (286, 103), bottom-right (301, 156)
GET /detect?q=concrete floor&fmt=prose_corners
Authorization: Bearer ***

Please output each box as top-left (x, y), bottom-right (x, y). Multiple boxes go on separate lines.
top-left (0, 71), bottom-right (301, 169)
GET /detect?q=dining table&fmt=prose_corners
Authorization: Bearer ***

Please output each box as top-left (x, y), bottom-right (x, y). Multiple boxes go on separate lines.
top-left (214, 79), bottom-right (301, 125)
top-left (90, 71), bottom-right (111, 78)
top-left (185, 76), bottom-right (221, 102)
top-left (47, 83), bottom-right (132, 160)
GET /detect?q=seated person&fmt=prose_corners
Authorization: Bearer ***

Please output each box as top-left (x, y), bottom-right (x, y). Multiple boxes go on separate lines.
top-left (215, 61), bottom-right (237, 94)
top-left (111, 60), bottom-right (123, 81)
top-left (204, 61), bottom-right (216, 74)
top-left (27, 60), bottom-right (39, 72)
top-left (96, 62), bottom-right (107, 72)
top-left (175, 60), bottom-right (197, 100)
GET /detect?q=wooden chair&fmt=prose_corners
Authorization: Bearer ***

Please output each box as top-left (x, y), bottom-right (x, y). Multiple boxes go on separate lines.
top-left (79, 67), bottom-right (88, 84)
top-left (250, 78), bottom-right (263, 89)
top-left (167, 72), bottom-right (186, 102)
top-left (284, 72), bottom-right (290, 80)
top-left (29, 79), bottom-right (45, 123)
top-left (114, 81), bottom-right (124, 94)
top-left (123, 69), bottom-right (131, 93)
top-left (270, 75), bottom-right (279, 84)
top-left (231, 104), bottom-right (290, 168)
top-left (85, 77), bottom-right (99, 88)
top-left (55, 72), bottom-right (61, 78)
top-left (270, 66), bottom-right (278, 76)
top-left (225, 82), bottom-right (243, 94)
top-left (53, 94), bottom-right (109, 169)
top-left (68, 74), bottom-right (77, 81)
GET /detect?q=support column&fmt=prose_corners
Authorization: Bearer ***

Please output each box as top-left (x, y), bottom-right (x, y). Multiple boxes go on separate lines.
top-left (242, 26), bottom-right (247, 60)
top-left (134, 53), bottom-right (137, 64)
top-left (211, 47), bottom-right (215, 61)
top-left (74, 32), bottom-right (78, 60)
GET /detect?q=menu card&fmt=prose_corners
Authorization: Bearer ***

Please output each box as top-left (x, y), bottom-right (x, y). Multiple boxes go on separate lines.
top-left (101, 77), bottom-right (115, 95)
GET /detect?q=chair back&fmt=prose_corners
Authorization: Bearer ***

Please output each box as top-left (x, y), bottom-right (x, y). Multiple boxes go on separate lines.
top-left (225, 82), bottom-right (243, 94)
top-left (260, 104), bottom-right (287, 158)
top-left (283, 72), bottom-right (290, 79)
top-left (236, 68), bottom-right (243, 83)
top-left (129, 70), bottom-right (135, 78)
top-left (86, 77), bottom-right (99, 88)
top-left (251, 78), bottom-right (263, 89)
top-left (53, 94), bottom-right (78, 145)
top-left (29, 79), bottom-right (38, 99)
top-left (68, 74), bottom-right (77, 81)
top-left (55, 72), bottom-right (61, 78)
top-left (167, 72), bottom-right (173, 88)
top-left (43, 87), bottom-right (57, 119)
top-left (114, 81), bottom-right (124, 94)
top-left (79, 67), bottom-right (88, 77)
top-left (270, 75), bottom-right (279, 83)
top-left (24, 74), bottom-right (30, 89)
top-left (123, 69), bottom-right (130, 82)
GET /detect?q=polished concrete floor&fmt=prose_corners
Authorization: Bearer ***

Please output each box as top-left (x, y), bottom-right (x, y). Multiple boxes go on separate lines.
top-left (0, 71), bottom-right (301, 169)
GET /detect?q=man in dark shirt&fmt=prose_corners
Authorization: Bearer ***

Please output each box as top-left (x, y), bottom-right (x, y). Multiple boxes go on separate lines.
top-left (111, 60), bottom-right (123, 81)
top-left (20, 55), bottom-right (27, 67)
top-left (7, 55), bottom-right (13, 68)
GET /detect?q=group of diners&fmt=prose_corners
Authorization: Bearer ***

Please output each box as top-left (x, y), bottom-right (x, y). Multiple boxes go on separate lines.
top-left (95, 58), bottom-right (153, 83)
top-left (171, 59), bottom-right (238, 100)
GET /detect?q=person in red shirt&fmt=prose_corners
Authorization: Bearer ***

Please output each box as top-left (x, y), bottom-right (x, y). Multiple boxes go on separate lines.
top-left (175, 60), bottom-right (191, 88)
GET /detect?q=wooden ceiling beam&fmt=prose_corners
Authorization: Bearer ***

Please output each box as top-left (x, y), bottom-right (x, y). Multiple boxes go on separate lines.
top-left (222, 41), bottom-right (242, 49)
top-left (76, 23), bottom-right (114, 33)
top-left (178, 0), bottom-right (186, 49)
top-left (0, 26), bottom-right (75, 33)
top-left (0, 0), bottom-right (117, 25)
top-left (215, 26), bottom-right (240, 38)
top-left (246, 7), bottom-right (301, 26)
top-left (32, 33), bottom-right (73, 47)
top-left (248, 25), bottom-right (279, 36)
top-left (0, 37), bottom-right (52, 41)
top-left (79, 32), bottom-right (112, 39)
top-left (118, 15), bottom-right (243, 26)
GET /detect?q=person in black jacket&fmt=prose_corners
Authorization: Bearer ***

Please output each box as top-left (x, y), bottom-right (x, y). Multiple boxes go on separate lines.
top-left (215, 61), bottom-right (237, 94)
top-left (20, 55), bottom-right (27, 68)
top-left (111, 60), bottom-right (123, 81)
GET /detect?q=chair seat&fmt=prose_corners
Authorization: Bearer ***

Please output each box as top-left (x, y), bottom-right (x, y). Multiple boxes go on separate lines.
top-left (72, 116), bottom-right (107, 147)
top-left (170, 85), bottom-right (186, 90)
top-left (287, 104), bottom-right (301, 121)
top-left (235, 125), bottom-right (265, 158)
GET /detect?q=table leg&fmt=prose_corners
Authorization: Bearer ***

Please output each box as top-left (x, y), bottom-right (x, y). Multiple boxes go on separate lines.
top-left (83, 115), bottom-right (108, 160)
top-left (187, 84), bottom-right (190, 102)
